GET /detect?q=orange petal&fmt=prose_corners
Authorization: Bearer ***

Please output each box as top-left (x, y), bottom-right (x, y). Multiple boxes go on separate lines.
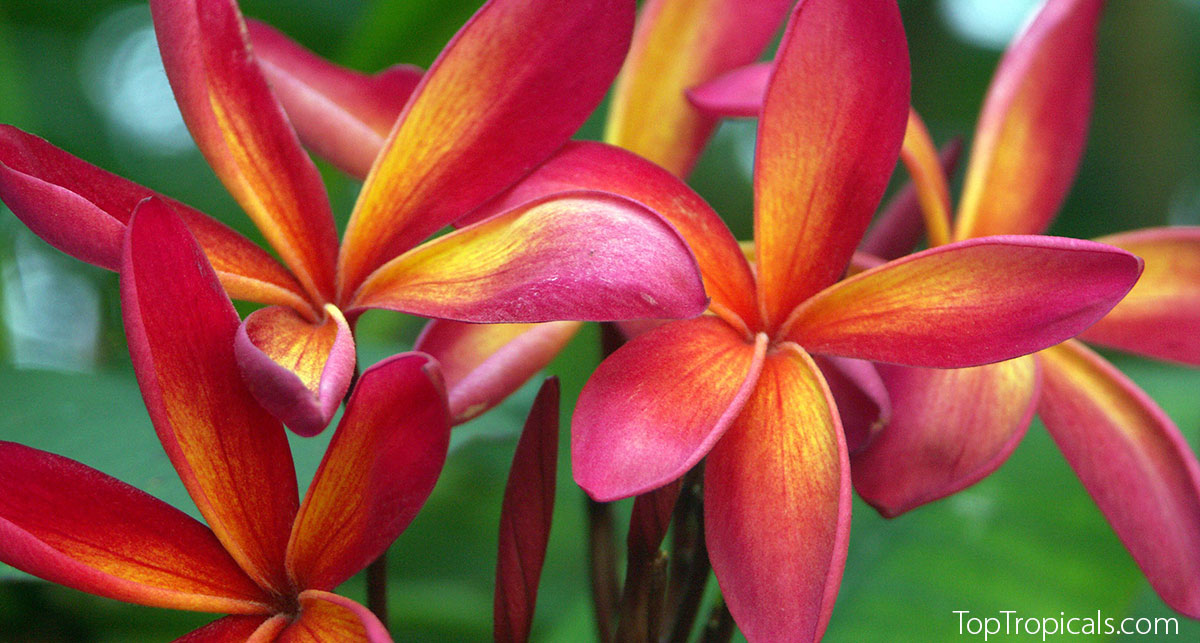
top-left (121, 199), bottom-right (299, 595)
top-left (753, 0), bottom-right (910, 330)
top-left (705, 343), bottom-right (849, 641)
top-left (605, 0), bottom-right (792, 176)
top-left (175, 615), bottom-right (280, 642)
top-left (337, 0), bottom-right (635, 297)
top-left (899, 108), bottom-right (953, 247)
top-left (276, 590), bottom-right (392, 643)
top-left (954, 0), bottom-right (1104, 238)
top-left (151, 0), bottom-right (339, 303)
top-left (1081, 227), bottom-right (1200, 365)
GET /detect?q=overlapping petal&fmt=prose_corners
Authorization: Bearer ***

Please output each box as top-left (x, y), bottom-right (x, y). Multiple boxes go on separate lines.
top-left (686, 61), bottom-right (771, 118)
top-left (0, 442), bottom-right (271, 614)
top-left (234, 304), bottom-right (356, 437)
top-left (121, 198), bottom-right (299, 594)
top-left (337, 0), bottom-right (635, 297)
top-left (246, 20), bottom-right (421, 180)
top-left (495, 378), bottom-right (559, 643)
top-left (415, 319), bottom-right (579, 424)
top-left (350, 192), bottom-right (707, 323)
top-left (573, 317), bottom-right (766, 501)
top-left (899, 109), bottom-right (953, 247)
top-left (753, 0), bottom-right (909, 330)
top-left (1038, 341), bottom-right (1200, 617)
top-left (177, 615), bottom-right (279, 642)
top-left (0, 126), bottom-right (311, 312)
top-left (287, 353), bottom-right (449, 592)
top-left (705, 344), bottom-right (849, 642)
top-left (464, 142), bottom-right (758, 326)
top-left (852, 358), bottom-right (1040, 517)
top-left (605, 0), bottom-right (792, 176)
top-left (811, 356), bottom-right (890, 455)
top-left (151, 0), bottom-right (339, 304)
top-left (861, 139), bottom-right (963, 260)
top-left (1080, 227), bottom-right (1200, 365)
top-left (954, 0), bottom-right (1103, 239)
top-left (276, 591), bottom-right (392, 642)
top-left (784, 236), bottom-right (1143, 368)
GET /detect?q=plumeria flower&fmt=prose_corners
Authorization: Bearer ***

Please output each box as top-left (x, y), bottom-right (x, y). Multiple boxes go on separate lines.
top-left (690, 0), bottom-right (1200, 620)
top-left (0, 0), bottom-right (708, 434)
top-left (0, 199), bottom-right (452, 641)
top-left (242, 0), bottom-right (797, 424)
top-left (561, 0), bottom-right (1147, 639)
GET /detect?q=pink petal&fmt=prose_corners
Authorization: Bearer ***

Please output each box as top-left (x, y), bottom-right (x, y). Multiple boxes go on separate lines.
top-left (151, 0), bottom-right (339, 303)
top-left (349, 192), bottom-right (707, 324)
top-left (1081, 227), bottom-right (1200, 366)
top-left (337, 0), bottom-right (635, 297)
top-left (705, 343), bottom-right (850, 641)
top-left (1039, 341), bottom-right (1200, 617)
top-left (785, 236), bottom-right (1144, 368)
top-left (686, 61), bottom-right (771, 118)
top-left (175, 615), bottom-right (280, 642)
top-left (955, 0), bottom-right (1104, 238)
top-left (495, 378), bottom-right (559, 643)
top-left (246, 20), bottom-right (421, 179)
top-left (0, 442), bottom-right (271, 614)
top-left (607, 0), bottom-right (792, 176)
top-left (286, 353), bottom-right (450, 591)
top-left (861, 138), bottom-right (964, 260)
top-left (753, 0), bottom-right (910, 330)
top-left (852, 358), bottom-right (1040, 517)
top-left (812, 355), bottom-right (891, 455)
top-left (415, 319), bottom-right (579, 424)
top-left (573, 316), bottom-right (766, 501)
top-left (121, 198), bottom-right (299, 595)
top-left (234, 304), bottom-right (356, 437)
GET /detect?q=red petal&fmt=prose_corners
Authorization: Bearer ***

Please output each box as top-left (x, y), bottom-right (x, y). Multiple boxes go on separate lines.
top-left (246, 20), bottom-right (421, 179)
top-left (852, 358), bottom-right (1040, 517)
top-left (753, 0), bottom-right (910, 330)
top-left (495, 378), bottom-right (559, 643)
top-left (337, 0), bottom-right (635, 297)
top-left (175, 615), bottom-right (280, 642)
top-left (705, 343), bottom-right (849, 641)
top-left (1038, 341), bottom-right (1200, 617)
top-left (861, 138), bottom-right (963, 260)
top-left (151, 0), bottom-right (339, 303)
top-left (573, 317), bottom-right (765, 501)
top-left (0, 442), bottom-right (272, 614)
top-left (812, 356), bottom-right (891, 455)
top-left (276, 591), bottom-right (392, 642)
top-left (121, 198), bottom-right (299, 595)
top-left (414, 319), bottom-right (579, 424)
top-left (286, 354), bottom-right (450, 591)
top-left (686, 61), bottom-right (771, 119)
top-left (235, 305), bottom-right (356, 436)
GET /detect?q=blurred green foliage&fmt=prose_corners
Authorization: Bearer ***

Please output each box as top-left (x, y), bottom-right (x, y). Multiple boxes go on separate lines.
top-left (1, 0), bottom-right (1199, 640)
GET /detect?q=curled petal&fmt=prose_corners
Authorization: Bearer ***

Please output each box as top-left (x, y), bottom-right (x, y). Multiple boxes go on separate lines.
top-left (1038, 341), bottom-right (1200, 617)
top-left (415, 319), bottom-right (579, 424)
top-left (246, 20), bottom-right (421, 180)
top-left (464, 141), bottom-right (758, 326)
top-left (151, 0), bottom-right (339, 303)
top-left (861, 138), bottom-right (964, 260)
top-left (277, 590), bottom-right (392, 643)
top-left (122, 198), bottom-right (299, 595)
top-left (754, 0), bottom-right (910, 330)
top-left (0, 442), bottom-right (271, 614)
top-left (705, 343), bottom-right (849, 642)
top-left (899, 108), bottom-right (953, 247)
top-left (495, 379), bottom-right (559, 643)
top-left (852, 358), bottom-right (1040, 517)
top-left (606, 0), bottom-right (792, 176)
top-left (337, 0), bottom-right (635, 297)
top-left (0, 126), bottom-right (311, 312)
top-left (785, 236), bottom-right (1144, 368)
top-left (176, 616), bottom-right (280, 642)
top-left (573, 317), bottom-right (766, 501)
top-left (686, 61), bottom-right (771, 118)
top-left (1081, 227), bottom-right (1200, 365)
top-left (350, 192), bottom-right (708, 324)
top-left (955, 0), bottom-right (1104, 238)
top-left (235, 304), bottom-right (356, 437)
top-left (287, 353), bottom-right (450, 591)
top-left (812, 356), bottom-right (891, 455)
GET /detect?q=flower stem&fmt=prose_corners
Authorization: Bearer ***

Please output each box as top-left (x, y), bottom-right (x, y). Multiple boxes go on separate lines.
top-left (588, 496), bottom-right (620, 642)
top-left (664, 466), bottom-right (710, 642)
top-left (699, 599), bottom-right (735, 643)
top-left (366, 550), bottom-right (389, 625)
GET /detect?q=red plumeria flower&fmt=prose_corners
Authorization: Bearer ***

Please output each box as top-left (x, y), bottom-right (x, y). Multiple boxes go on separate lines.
top-left (0, 199), bottom-right (451, 641)
top-left (0, 0), bottom-right (708, 435)
top-left (691, 0), bottom-right (1200, 620)
top-left (567, 0), bottom-right (1145, 639)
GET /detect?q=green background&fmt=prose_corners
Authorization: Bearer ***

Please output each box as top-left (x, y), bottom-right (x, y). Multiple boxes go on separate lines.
top-left (2, 0), bottom-right (1199, 640)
